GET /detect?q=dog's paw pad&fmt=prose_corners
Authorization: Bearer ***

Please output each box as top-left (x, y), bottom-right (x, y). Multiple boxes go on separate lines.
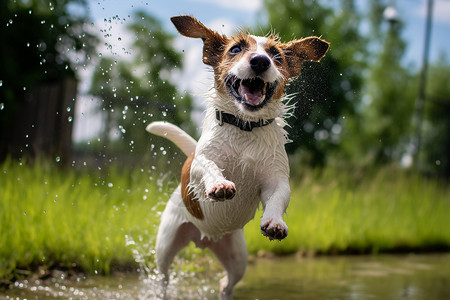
top-left (260, 220), bottom-right (288, 241)
top-left (207, 180), bottom-right (236, 202)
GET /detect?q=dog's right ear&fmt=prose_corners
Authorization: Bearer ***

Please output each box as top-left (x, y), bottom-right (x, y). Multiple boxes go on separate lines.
top-left (171, 15), bottom-right (227, 67)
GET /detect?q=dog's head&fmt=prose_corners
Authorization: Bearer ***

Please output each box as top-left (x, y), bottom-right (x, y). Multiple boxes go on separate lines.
top-left (171, 15), bottom-right (329, 119)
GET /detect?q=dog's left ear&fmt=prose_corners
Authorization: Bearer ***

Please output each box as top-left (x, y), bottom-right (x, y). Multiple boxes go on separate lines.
top-left (171, 15), bottom-right (227, 67)
top-left (281, 36), bottom-right (329, 78)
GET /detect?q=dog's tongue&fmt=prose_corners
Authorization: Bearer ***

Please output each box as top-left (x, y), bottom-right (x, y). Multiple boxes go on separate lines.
top-left (239, 80), bottom-right (265, 106)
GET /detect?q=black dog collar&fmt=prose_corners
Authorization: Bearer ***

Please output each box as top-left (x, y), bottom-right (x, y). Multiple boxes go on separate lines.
top-left (215, 110), bottom-right (274, 132)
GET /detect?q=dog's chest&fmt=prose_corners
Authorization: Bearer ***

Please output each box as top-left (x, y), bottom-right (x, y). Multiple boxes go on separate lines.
top-left (187, 123), bottom-right (288, 239)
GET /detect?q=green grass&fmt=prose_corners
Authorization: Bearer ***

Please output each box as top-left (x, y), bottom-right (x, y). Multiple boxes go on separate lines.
top-left (1, 160), bottom-right (449, 280)
top-left (245, 167), bottom-right (450, 255)
top-left (0, 159), bottom-right (166, 280)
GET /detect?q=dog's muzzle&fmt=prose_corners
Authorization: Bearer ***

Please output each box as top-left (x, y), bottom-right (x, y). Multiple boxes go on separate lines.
top-left (226, 75), bottom-right (277, 111)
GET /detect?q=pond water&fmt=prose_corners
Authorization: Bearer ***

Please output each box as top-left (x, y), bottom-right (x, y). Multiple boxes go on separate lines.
top-left (1, 254), bottom-right (449, 300)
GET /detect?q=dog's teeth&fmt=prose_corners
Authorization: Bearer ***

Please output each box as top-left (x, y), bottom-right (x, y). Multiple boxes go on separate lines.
top-left (244, 94), bottom-right (248, 101)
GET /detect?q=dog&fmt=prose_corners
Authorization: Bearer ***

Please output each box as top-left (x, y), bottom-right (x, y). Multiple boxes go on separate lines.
top-left (146, 15), bottom-right (329, 300)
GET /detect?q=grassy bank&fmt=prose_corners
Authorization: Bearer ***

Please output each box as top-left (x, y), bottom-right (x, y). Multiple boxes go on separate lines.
top-left (0, 159), bottom-right (164, 281)
top-left (245, 167), bottom-right (450, 255)
top-left (1, 160), bottom-right (449, 280)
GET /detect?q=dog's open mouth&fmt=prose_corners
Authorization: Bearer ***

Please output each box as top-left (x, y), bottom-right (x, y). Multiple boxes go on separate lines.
top-left (226, 76), bottom-right (277, 110)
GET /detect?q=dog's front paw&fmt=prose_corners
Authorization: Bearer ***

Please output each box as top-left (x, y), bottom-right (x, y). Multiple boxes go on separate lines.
top-left (207, 180), bottom-right (236, 202)
top-left (260, 218), bottom-right (288, 241)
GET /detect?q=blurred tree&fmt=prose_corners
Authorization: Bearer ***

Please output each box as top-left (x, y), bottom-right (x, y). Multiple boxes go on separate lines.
top-left (422, 54), bottom-right (450, 177)
top-left (261, 0), bottom-right (365, 166)
top-left (355, 1), bottom-right (415, 164)
top-left (0, 0), bottom-right (97, 163)
top-left (89, 11), bottom-right (194, 166)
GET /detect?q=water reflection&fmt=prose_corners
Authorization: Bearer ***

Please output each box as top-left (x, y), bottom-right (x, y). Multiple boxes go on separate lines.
top-left (2, 254), bottom-right (449, 300)
top-left (237, 254), bottom-right (450, 300)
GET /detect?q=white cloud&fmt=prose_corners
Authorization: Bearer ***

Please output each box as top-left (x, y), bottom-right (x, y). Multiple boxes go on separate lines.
top-left (434, 0), bottom-right (450, 24)
top-left (206, 18), bottom-right (239, 36)
top-left (192, 0), bottom-right (262, 12)
top-left (415, 0), bottom-right (450, 25)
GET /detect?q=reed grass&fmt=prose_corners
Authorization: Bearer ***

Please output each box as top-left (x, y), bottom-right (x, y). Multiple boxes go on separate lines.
top-left (1, 159), bottom-right (449, 280)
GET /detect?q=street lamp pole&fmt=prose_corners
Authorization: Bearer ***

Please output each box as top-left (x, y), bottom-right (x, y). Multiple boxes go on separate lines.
top-left (413, 0), bottom-right (434, 167)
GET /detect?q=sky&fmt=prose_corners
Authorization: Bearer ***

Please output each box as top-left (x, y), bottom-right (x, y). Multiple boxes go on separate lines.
top-left (73, 0), bottom-right (450, 142)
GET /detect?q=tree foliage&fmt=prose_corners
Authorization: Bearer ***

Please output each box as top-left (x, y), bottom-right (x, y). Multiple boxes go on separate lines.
top-left (0, 0), bottom-right (97, 161)
top-left (422, 55), bottom-right (450, 177)
top-left (352, 2), bottom-right (415, 165)
top-left (261, 0), bottom-right (365, 166)
top-left (89, 11), bottom-right (194, 163)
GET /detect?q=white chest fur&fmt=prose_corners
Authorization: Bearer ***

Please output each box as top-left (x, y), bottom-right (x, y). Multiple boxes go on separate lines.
top-left (183, 106), bottom-right (290, 240)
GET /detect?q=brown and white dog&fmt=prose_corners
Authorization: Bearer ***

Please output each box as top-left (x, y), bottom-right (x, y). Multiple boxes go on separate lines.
top-left (146, 15), bottom-right (329, 300)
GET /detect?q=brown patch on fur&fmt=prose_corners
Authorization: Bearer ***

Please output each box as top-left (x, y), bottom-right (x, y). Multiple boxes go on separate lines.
top-left (280, 36), bottom-right (329, 78)
top-left (181, 153), bottom-right (204, 220)
top-left (171, 15), bottom-right (228, 67)
top-left (215, 34), bottom-right (258, 87)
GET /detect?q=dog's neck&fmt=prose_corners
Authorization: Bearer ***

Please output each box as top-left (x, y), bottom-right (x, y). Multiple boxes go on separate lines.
top-left (215, 110), bottom-right (274, 132)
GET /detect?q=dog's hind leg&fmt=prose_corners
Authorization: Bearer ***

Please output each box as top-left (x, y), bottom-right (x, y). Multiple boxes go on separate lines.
top-left (209, 229), bottom-right (247, 300)
top-left (155, 187), bottom-right (199, 297)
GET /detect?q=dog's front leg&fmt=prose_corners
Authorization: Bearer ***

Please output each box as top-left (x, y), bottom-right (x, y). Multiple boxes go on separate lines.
top-left (190, 154), bottom-right (236, 202)
top-left (260, 177), bottom-right (290, 240)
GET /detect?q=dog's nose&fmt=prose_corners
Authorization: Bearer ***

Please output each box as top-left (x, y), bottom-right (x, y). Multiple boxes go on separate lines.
top-left (250, 55), bottom-right (271, 74)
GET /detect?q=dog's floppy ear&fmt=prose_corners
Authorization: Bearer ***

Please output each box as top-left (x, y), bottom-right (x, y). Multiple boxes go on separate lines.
top-left (281, 36), bottom-right (329, 78)
top-left (171, 15), bottom-right (227, 67)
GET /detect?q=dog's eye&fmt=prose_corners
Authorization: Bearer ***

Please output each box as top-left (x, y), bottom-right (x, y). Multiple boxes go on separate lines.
top-left (268, 46), bottom-right (282, 63)
top-left (230, 44), bottom-right (242, 55)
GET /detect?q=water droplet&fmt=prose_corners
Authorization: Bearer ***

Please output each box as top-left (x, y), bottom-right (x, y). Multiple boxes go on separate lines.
top-left (68, 116), bottom-right (73, 122)
top-left (0, 103), bottom-right (4, 110)
top-left (66, 107), bottom-right (71, 112)
top-left (108, 182), bottom-right (113, 188)
top-left (55, 156), bottom-right (61, 162)
top-left (0, 80), bottom-right (3, 86)
top-left (24, 211), bottom-right (27, 216)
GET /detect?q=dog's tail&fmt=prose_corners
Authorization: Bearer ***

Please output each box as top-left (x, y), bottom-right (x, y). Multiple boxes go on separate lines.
top-left (146, 121), bottom-right (197, 156)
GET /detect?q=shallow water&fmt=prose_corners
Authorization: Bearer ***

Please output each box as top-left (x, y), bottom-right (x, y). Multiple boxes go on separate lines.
top-left (1, 254), bottom-right (449, 300)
